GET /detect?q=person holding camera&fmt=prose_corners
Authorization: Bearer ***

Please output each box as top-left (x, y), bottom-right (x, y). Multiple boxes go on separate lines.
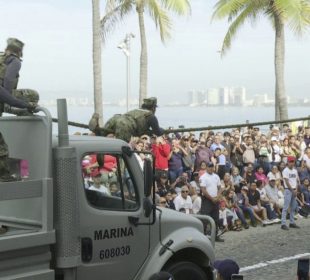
top-left (170, 172), bottom-right (191, 194)
top-left (168, 139), bottom-right (188, 183)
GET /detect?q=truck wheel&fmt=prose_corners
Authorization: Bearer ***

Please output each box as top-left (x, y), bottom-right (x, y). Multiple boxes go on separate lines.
top-left (164, 261), bottom-right (208, 280)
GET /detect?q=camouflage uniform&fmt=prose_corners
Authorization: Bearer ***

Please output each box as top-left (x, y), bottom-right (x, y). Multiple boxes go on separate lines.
top-left (0, 38), bottom-right (38, 115)
top-left (89, 97), bottom-right (163, 142)
top-left (0, 133), bottom-right (14, 181)
top-left (0, 38), bottom-right (37, 181)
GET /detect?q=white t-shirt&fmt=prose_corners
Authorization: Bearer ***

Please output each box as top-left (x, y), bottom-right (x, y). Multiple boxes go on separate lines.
top-left (89, 184), bottom-right (111, 195)
top-left (199, 172), bottom-right (221, 198)
top-left (258, 187), bottom-right (268, 200)
top-left (192, 196), bottom-right (201, 214)
top-left (282, 167), bottom-right (299, 189)
top-left (173, 195), bottom-right (193, 214)
top-left (190, 180), bottom-right (200, 193)
top-left (303, 154), bottom-right (310, 169)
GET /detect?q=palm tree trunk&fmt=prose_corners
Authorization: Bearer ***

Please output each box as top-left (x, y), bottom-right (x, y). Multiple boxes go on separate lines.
top-left (137, 3), bottom-right (148, 107)
top-left (274, 14), bottom-right (288, 121)
top-left (92, 0), bottom-right (104, 126)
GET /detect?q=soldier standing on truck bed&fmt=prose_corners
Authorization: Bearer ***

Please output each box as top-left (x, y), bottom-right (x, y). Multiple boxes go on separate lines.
top-left (89, 97), bottom-right (164, 142)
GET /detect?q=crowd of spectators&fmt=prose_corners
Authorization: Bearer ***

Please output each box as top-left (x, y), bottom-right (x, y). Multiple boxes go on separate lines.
top-left (130, 124), bottom-right (310, 238)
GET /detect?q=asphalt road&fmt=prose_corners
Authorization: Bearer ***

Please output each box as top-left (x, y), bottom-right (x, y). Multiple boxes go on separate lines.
top-left (214, 217), bottom-right (310, 280)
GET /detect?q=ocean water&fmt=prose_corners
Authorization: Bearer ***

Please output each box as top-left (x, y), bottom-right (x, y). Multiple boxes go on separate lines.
top-left (45, 105), bottom-right (310, 134)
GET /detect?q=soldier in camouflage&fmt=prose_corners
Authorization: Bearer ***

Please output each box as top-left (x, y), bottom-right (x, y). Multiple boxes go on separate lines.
top-left (0, 38), bottom-right (37, 114)
top-left (0, 38), bottom-right (37, 182)
top-left (89, 97), bottom-right (164, 142)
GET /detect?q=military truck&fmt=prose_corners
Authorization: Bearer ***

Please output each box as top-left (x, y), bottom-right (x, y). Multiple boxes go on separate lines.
top-left (0, 99), bottom-right (216, 280)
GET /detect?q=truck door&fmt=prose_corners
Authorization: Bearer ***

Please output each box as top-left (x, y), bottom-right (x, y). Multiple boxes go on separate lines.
top-left (78, 152), bottom-right (150, 280)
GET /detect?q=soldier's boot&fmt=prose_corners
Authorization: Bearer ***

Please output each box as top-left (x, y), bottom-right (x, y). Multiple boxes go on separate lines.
top-left (0, 156), bottom-right (16, 182)
top-left (0, 103), bottom-right (3, 117)
top-left (88, 113), bottom-right (100, 132)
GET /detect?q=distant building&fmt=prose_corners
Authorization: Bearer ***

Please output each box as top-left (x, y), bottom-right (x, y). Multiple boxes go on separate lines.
top-left (188, 90), bottom-right (206, 105)
top-left (253, 94), bottom-right (269, 106)
top-left (219, 87), bottom-right (230, 105)
top-left (207, 88), bottom-right (220, 105)
top-left (232, 87), bottom-right (246, 106)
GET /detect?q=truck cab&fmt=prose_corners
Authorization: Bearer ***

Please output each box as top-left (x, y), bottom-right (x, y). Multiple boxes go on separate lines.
top-left (0, 99), bottom-right (216, 280)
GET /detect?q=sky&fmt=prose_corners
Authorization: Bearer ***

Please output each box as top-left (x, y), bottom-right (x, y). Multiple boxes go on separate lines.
top-left (1, 0), bottom-right (310, 104)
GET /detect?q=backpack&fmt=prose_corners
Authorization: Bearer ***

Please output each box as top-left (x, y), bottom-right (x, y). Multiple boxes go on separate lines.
top-left (125, 109), bottom-right (152, 136)
top-left (0, 52), bottom-right (7, 85)
top-left (0, 52), bottom-right (19, 89)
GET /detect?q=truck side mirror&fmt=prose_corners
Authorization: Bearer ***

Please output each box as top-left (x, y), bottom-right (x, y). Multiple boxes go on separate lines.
top-left (143, 158), bottom-right (153, 197)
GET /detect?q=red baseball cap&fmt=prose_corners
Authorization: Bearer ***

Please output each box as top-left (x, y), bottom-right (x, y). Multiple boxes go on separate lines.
top-left (287, 156), bottom-right (296, 162)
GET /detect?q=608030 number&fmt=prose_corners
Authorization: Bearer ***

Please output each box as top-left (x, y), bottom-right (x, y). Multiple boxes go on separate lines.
top-left (99, 246), bottom-right (131, 260)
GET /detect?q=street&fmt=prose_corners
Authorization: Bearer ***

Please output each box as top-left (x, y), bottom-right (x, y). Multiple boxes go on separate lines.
top-left (214, 217), bottom-right (310, 280)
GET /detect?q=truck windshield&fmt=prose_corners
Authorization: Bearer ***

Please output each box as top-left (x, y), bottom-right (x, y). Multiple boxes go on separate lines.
top-left (81, 153), bottom-right (139, 211)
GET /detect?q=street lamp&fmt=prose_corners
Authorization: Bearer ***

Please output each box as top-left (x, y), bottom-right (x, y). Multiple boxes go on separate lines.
top-left (117, 33), bottom-right (135, 112)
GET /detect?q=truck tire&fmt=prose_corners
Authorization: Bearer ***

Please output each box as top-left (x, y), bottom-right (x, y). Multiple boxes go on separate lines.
top-left (164, 261), bottom-right (208, 280)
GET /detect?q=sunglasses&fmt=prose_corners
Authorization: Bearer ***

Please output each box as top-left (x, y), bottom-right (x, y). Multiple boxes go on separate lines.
top-left (159, 201), bottom-right (166, 204)
top-left (141, 137), bottom-right (148, 140)
top-left (181, 190), bottom-right (189, 193)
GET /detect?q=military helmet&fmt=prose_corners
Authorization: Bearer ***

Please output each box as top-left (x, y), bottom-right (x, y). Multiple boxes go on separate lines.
top-left (7, 38), bottom-right (24, 51)
top-left (142, 97), bottom-right (158, 108)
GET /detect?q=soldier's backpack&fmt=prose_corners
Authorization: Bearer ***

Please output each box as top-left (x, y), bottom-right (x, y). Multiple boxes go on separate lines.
top-left (0, 52), bottom-right (19, 89)
top-left (0, 52), bottom-right (8, 85)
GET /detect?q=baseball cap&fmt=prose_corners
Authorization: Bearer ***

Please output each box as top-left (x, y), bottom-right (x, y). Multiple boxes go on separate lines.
top-left (267, 173), bottom-right (276, 181)
top-left (207, 162), bottom-right (214, 168)
top-left (92, 170), bottom-right (102, 177)
top-left (214, 259), bottom-right (240, 280)
top-left (242, 186), bottom-right (248, 191)
top-left (271, 136), bottom-right (278, 141)
top-left (287, 156), bottom-right (296, 162)
top-left (143, 97), bottom-right (157, 108)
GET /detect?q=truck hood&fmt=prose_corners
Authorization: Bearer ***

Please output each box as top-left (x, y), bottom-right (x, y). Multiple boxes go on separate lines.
top-left (158, 208), bottom-right (204, 237)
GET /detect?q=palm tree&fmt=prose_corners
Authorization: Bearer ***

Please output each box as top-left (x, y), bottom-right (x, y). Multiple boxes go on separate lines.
top-left (92, 0), bottom-right (104, 126)
top-left (213, 0), bottom-right (310, 121)
top-left (101, 0), bottom-right (191, 106)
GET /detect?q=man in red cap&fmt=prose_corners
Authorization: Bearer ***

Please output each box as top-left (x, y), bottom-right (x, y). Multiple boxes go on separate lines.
top-left (281, 156), bottom-right (300, 230)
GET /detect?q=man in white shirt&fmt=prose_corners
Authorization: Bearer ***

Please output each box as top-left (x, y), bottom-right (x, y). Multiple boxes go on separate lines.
top-left (199, 162), bottom-right (224, 242)
top-left (173, 185), bottom-right (193, 214)
top-left (281, 156), bottom-right (300, 230)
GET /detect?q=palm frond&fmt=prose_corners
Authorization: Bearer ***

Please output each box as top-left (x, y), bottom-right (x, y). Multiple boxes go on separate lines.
top-left (147, 0), bottom-right (172, 42)
top-left (212, 0), bottom-right (249, 21)
top-left (159, 0), bottom-right (191, 15)
top-left (100, 0), bottom-right (133, 43)
top-left (272, 0), bottom-right (310, 35)
top-left (220, 1), bottom-right (264, 56)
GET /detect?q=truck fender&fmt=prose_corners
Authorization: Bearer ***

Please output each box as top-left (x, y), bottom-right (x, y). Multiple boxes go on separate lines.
top-left (135, 227), bottom-right (215, 280)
